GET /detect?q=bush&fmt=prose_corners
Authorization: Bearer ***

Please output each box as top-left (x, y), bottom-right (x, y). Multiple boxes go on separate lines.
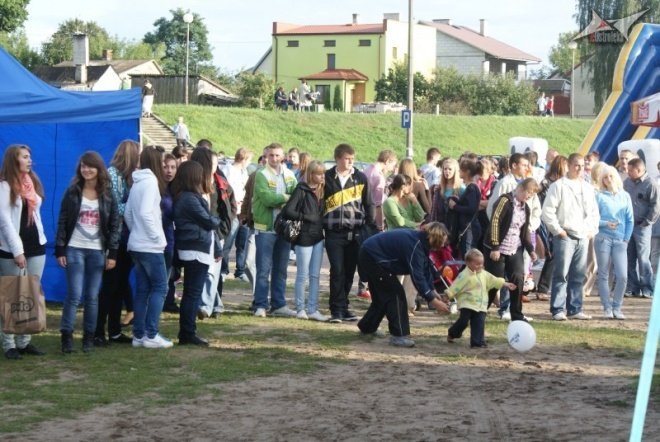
top-left (236, 72), bottom-right (275, 109)
top-left (428, 67), bottom-right (536, 116)
top-left (333, 85), bottom-right (343, 112)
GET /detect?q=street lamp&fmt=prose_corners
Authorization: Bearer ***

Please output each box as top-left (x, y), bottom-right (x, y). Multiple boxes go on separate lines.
top-left (405, 0), bottom-right (414, 159)
top-left (183, 12), bottom-right (194, 105)
top-left (568, 40), bottom-right (578, 119)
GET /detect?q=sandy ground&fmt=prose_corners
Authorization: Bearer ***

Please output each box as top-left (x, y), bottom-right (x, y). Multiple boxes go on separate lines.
top-left (6, 261), bottom-right (659, 441)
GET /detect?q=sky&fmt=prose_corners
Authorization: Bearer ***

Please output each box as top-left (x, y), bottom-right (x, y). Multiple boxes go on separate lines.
top-left (24, 0), bottom-right (579, 72)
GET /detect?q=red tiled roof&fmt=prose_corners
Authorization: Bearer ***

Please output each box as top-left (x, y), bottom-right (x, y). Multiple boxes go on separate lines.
top-left (421, 21), bottom-right (541, 63)
top-left (273, 22), bottom-right (384, 36)
top-left (301, 69), bottom-right (368, 81)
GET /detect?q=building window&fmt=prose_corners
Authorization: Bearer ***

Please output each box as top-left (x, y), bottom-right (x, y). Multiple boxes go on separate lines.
top-left (392, 47), bottom-right (398, 59)
top-left (324, 40), bottom-right (336, 47)
top-left (327, 53), bottom-right (336, 70)
top-left (316, 85), bottom-right (330, 105)
top-left (359, 39), bottom-right (371, 47)
top-left (287, 40), bottom-right (299, 47)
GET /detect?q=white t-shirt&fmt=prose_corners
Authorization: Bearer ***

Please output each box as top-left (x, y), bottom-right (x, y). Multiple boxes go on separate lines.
top-left (68, 197), bottom-right (103, 250)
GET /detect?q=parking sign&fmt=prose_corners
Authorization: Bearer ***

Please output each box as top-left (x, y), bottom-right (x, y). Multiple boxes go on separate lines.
top-left (401, 110), bottom-right (411, 129)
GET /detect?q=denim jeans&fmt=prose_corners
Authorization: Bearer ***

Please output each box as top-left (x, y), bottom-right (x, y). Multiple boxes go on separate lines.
top-left (129, 252), bottom-right (167, 339)
top-left (199, 259), bottom-right (222, 316)
top-left (0, 255), bottom-right (45, 351)
top-left (550, 235), bottom-right (588, 315)
top-left (594, 234), bottom-right (628, 311)
top-left (254, 231), bottom-right (290, 310)
top-left (221, 217), bottom-right (239, 275)
top-left (294, 241), bottom-right (324, 313)
top-left (245, 229), bottom-right (256, 295)
top-left (627, 225), bottom-right (654, 296)
top-left (459, 222), bottom-right (481, 259)
top-left (60, 247), bottom-right (106, 333)
top-left (179, 259), bottom-right (209, 339)
top-left (233, 224), bottom-right (250, 277)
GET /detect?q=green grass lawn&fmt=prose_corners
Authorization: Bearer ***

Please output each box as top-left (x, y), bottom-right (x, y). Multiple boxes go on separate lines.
top-left (154, 105), bottom-right (593, 162)
top-left (0, 302), bottom-right (655, 434)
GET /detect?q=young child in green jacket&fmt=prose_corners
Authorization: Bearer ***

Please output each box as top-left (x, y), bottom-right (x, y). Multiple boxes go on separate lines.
top-left (444, 249), bottom-right (516, 348)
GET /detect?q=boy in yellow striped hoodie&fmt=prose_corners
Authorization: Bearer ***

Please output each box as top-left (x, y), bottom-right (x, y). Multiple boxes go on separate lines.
top-left (444, 249), bottom-right (517, 348)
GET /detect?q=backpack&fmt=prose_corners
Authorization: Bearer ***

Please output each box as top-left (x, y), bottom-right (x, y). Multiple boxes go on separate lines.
top-left (213, 173), bottom-right (235, 238)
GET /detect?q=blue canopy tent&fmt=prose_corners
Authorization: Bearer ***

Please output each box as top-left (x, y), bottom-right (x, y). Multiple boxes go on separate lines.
top-left (0, 48), bottom-right (141, 301)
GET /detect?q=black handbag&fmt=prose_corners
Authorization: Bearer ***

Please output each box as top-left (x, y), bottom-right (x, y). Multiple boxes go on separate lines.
top-left (274, 192), bottom-right (304, 242)
top-left (274, 213), bottom-right (302, 242)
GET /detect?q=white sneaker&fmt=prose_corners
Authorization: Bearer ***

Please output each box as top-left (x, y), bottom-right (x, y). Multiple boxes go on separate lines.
top-left (296, 310), bottom-right (308, 320)
top-left (523, 316), bottom-right (534, 322)
top-left (254, 307), bottom-right (267, 318)
top-left (613, 310), bottom-right (626, 320)
top-left (500, 311), bottom-right (511, 321)
top-left (271, 306), bottom-right (296, 317)
top-left (132, 336), bottom-right (144, 348)
top-left (603, 309), bottom-right (614, 319)
top-left (449, 302), bottom-right (458, 315)
top-left (307, 311), bottom-right (328, 322)
top-left (552, 312), bottom-right (567, 321)
top-left (567, 311), bottom-right (592, 320)
top-left (142, 334), bottom-right (174, 349)
top-left (236, 274), bottom-right (250, 283)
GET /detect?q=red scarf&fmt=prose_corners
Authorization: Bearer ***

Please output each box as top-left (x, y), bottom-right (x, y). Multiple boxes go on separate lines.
top-left (20, 173), bottom-right (37, 226)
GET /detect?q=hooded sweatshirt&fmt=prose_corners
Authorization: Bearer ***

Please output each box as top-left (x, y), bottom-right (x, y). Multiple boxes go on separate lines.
top-left (124, 168), bottom-right (166, 253)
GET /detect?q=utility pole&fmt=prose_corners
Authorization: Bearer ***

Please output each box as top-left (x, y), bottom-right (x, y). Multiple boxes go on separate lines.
top-left (405, 0), bottom-right (414, 159)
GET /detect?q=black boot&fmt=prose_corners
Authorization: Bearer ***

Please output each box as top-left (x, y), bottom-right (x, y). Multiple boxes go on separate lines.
top-left (61, 330), bottom-right (75, 354)
top-left (82, 331), bottom-right (95, 353)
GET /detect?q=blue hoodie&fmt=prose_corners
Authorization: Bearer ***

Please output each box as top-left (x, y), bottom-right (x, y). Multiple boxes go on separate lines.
top-left (596, 190), bottom-right (634, 241)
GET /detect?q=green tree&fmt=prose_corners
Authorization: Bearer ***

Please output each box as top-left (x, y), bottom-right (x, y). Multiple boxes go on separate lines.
top-left (41, 19), bottom-right (113, 65)
top-left (144, 8), bottom-right (213, 75)
top-left (0, 28), bottom-right (43, 69)
top-left (0, 0), bottom-right (30, 33)
top-left (332, 85), bottom-right (343, 111)
top-left (236, 72), bottom-right (274, 108)
top-left (323, 89), bottom-right (332, 110)
top-left (548, 31), bottom-right (583, 74)
top-left (576, 0), bottom-right (660, 110)
top-left (112, 37), bottom-right (165, 61)
top-left (374, 59), bottom-right (430, 105)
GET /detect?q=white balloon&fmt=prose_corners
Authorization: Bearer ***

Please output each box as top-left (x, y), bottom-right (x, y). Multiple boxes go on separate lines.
top-left (507, 320), bottom-right (536, 352)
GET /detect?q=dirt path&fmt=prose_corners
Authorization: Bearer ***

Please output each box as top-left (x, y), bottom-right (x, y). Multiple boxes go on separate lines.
top-left (8, 262), bottom-right (658, 441)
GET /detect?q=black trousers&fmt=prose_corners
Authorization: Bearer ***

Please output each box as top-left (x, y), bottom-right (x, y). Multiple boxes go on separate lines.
top-left (448, 308), bottom-right (486, 347)
top-left (485, 247), bottom-right (525, 321)
top-left (96, 242), bottom-right (133, 338)
top-left (357, 249), bottom-right (410, 337)
top-left (324, 230), bottom-right (359, 315)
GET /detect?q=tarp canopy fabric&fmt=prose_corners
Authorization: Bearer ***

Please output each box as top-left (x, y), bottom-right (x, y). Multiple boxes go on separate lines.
top-left (0, 48), bottom-right (141, 301)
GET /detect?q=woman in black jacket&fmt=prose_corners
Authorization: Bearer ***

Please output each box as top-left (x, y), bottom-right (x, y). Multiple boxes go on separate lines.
top-left (56, 151), bottom-right (121, 353)
top-left (171, 161), bottom-right (221, 346)
top-left (483, 178), bottom-right (539, 322)
top-left (282, 160), bottom-right (327, 321)
top-left (448, 160), bottom-right (482, 258)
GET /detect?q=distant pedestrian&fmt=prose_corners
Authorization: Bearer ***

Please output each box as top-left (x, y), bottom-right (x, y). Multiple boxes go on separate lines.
top-left (142, 79), bottom-right (155, 117)
top-left (173, 116), bottom-right (190, 148)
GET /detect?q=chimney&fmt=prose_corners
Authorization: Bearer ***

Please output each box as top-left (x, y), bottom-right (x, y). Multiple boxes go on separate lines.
top-left (383, 13), bottom-right (400, 21)
top-left (75, 65), bottom-right (87, 84)
top-left (72, 33), bottom-right (89, 66)
top-left (480, 19), bottom-right (487, 36)
top-left (352, 13), bottom-right (358, 25)
top-left (433, 19), bottom-right (452, 25)
top-left (102, 49), bottom-right (113, 61)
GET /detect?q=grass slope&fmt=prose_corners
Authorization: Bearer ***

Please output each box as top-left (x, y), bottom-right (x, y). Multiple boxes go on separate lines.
top-left (155, 105), bottom-right (593, 162)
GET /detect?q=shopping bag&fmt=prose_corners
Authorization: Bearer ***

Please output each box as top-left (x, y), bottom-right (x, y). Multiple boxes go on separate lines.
top-left (0, 273), bottom-right (47, 334)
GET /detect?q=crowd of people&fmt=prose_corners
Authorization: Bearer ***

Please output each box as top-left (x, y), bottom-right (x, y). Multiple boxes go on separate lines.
top-left (0, 139), bottom-right (657, 358)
